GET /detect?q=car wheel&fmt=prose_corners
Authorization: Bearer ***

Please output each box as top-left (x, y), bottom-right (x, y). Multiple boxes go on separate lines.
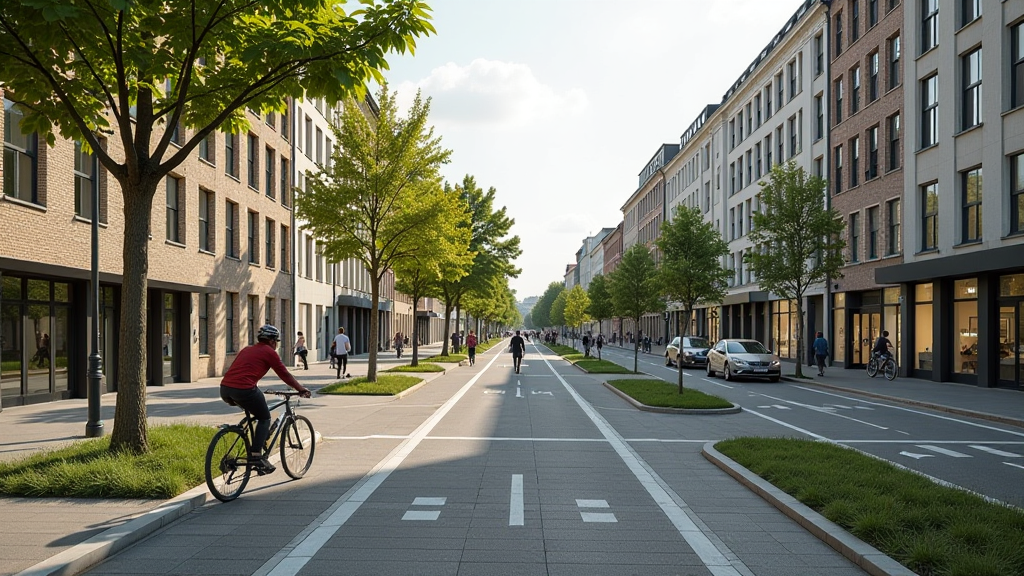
top-left (706, 362), bottom-right (715, 378)
top-left (724, 364), bottom-right (733, 381)
top-left (665, 354), bottom-right (672, 367)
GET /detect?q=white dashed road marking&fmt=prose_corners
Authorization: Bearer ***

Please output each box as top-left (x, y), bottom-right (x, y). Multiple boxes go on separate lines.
top-left (969, 445), bottom-right (1022, 458)
top-left (917, 445), bottom-right (971, 458)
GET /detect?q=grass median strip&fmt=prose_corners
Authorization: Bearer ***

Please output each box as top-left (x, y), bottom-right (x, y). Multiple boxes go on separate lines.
top-left (0, 424), bottom-right (213, 499)
top-left (547, 344), bottom-right (635, 373)
top-left (608, 379), bottom-right (733, 409)
top-left (424, 354), bottom-right (467, 363)
top-left (716, 437), bottom-right (1024, 576)
top-left (384, 363), bottom-right (445, 373)
top-left (320, 374), bottom-right (423, 395)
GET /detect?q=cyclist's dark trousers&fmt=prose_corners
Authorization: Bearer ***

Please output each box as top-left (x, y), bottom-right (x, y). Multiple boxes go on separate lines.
top-left (335, 354), bottom-right (348, 378)
top-left (297, 350), bottom-right (308, 370)
top-left (220, 386), bottom-right (271, 454)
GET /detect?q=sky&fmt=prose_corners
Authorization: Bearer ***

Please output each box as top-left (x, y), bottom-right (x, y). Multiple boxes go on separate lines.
top-left (379, 0), bottom-right (805, 301)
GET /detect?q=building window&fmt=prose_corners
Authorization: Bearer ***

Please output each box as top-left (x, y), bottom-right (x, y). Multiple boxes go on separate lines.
top-left (851, 0), bottom-right (860, 42)
top-left (739, 112), bottom-right (745, 141)
top-left (889, 35), bottom-right (901, 90)
top-left (815, 94), bottom-right (824, 140)
top-left (921, 75), bottom-right (938, 148)
top-left (835, 78), bottom-right (844, 123)
top-left (888, 113), bottom-right (901, 170)
top-left (765, 134), bottom-right (773, 168)
top-left (777, 73), bottom-right (784, 109)
top-left (265, 111), bottom-right (275, 128)
top-left (914, 283), bottom-right (933, 370)
top-left (3, 98), bottom-right (39, 203)
top-left (851, 66), bottom-right (861, 114)
top-left (922, 0), bottom-right (938, 53)
top-left (835, 11), bottom-right (843, 56)
top-left (868, 206), bottom-right (879, 259)
top-left (961, 0), bottom-right (980, 27)
top-left (788, 116), bottom-right (798, 157)
top-left (788, 60), bottom-right (798, 100)
top-left (280, 157), bottom-right (290, 207)
top-left (834, 145), bottom-right (844, 195)
top-left (952, 279), bottom-right (979, 375)
top-left (755, 143), bottom-right (762, 178)
top-left (166, 176), bottom-right (181, 243)
top-left (814, 34), bottom-right (824, 76)
top-left (765, 85), bottom-right (773, 118)
top-left (226, 292), bottom-right (237, 354)
top-left (755, 94), bottom-right (762, 126)
top-left (224, 132), bottom-right (237, 177)
top-left (225, 200), bottom-right (238, 258)
top-left (198, 294), bottom-right (209, 355)
top-left (248, 295), bottom-right (258, 345)
top-left (304, 116), bottom-right (312, 158)
top-left (962, 167), bottom-right (982, 242)
top-left (868, 126), bottom-right (879, 179)
top-left (280, 224), bottom-right (290, 273)
top-left (315, 126), bottom-right (323, 164)
top-left (266, 218), bottom-right (276, 268)
top-left (850, 212), bottom-right (860, 263)
top-left (247, 211), bottom-right (259, 264)
top-left (850, 137), bottom-right (860, 187)
top-left (1013, 24), bottom-right (1024, 109)
top-left (265, 147), bottom-right (275, 199)
top-left (776, 126), bottom-right (784, 165)
top-left (247, 133), bottom-right (258, 189)
top-left (962, 48), bottom-right (982, 130)
top-left (199, 189), bottom-right (213, 253)
top-left (74, 141), bottom-right (97, 218)
top-left (281, 100), bottom-right (290, 140)
top-left (1011, 153), bottom-right (1024, 234)
top-left (746, 104), bottom-right (752, 135)
top-left (868, 52), bottom-right (879, 102)
top-left (922, 183), bottom-right (938, 250)
top-left (730, 120), bottom-right (736, 149)
top-left (869, 0), bottom-right (878, 27)
top-left (198, 133), bottom-right (214, 163)
top-left (887, 198), bottom-right (901, 255)
top-left (265, 297), bottom-right (274, 327)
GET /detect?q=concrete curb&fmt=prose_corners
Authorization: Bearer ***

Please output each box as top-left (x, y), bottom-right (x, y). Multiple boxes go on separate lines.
top-left (15, 488), bottom-right (209, 576)
top-left (701, 442), bottom-right (916, 576)
top-left (601, 381), bottom-right (742, 415)
top-left (780, 376), bottom-right (1024, 429)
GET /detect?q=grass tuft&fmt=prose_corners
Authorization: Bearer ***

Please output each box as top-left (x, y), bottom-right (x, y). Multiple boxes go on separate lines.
top-left (319, 374), bottom-right (423, 395)
top-left (424, 354), bottom-right (467, 363)
top-left (384, 363), bottom-right (445, 373)
top-left (716, 437), bottom-right (1024, 576)
top-left (607, 379), bottom-right (732, 409)
top-left (0, 424), bottom-right (215, 499)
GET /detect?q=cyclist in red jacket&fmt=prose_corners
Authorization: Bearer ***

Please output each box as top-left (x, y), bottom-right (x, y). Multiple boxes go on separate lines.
top-left (220, 324), bottom-right (311, 474)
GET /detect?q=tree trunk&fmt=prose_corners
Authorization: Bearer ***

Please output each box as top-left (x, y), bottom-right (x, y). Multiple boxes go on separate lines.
top-left (367, 272), bottom-right (380, 382)
top-left (109, 185), bottom-right (157, 454)
top-left (678, 305), bottom-right (693, 394)
top-left (441, 300), bottom-right (452, 356)
top-left (633, 316), bottom-right (640, 374)
top-left (794, 296), bottom-right (805, 378)
top-left (411, 295), bottom-right (419, 367)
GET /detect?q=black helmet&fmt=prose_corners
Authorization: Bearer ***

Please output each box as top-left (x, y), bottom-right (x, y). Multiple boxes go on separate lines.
top-left (257, 324), bottom-right (281, 342)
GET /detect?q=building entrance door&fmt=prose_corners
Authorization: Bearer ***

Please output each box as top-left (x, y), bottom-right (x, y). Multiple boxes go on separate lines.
top-left (851, 311), bottom-right (881, 367)
top-left (998, 302), bottom-right (1024, 389)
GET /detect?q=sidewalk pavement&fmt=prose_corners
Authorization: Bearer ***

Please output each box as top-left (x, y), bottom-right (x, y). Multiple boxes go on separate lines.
top-left (2, 339), bottom-right (1020, 576)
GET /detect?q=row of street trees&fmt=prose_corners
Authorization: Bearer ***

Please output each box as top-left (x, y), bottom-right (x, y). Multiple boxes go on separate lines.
top-left (530, 162), bottom-right (846, 387)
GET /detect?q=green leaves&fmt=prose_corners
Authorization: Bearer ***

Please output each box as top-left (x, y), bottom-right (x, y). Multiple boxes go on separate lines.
top-left (564, 285), bottom-right (591, 329)
top-left (586, 274), bottom-right (614, 324)
top-left (656, 205), bottom-right (730, 334)
top-left (608, 244), bottom-right (664, 323)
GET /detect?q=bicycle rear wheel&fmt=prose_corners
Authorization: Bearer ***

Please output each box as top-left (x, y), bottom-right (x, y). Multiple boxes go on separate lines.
top-left (866, 357), bottom-right (879, 378)
top-left (884, 359), bottom-right (898, 381)
top-left (205, 426), bottom-right (252, 502)
top-left (280, 415), bottom-right (316, 479)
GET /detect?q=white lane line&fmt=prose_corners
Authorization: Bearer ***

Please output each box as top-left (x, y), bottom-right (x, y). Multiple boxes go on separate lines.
top-left (402, 511), bottom-right (440, 521)
top-left (790, 385), bottom-right (1024, 438)
top-left (581, 512), bottom-right (618, 523)
top-left (835, 440), bottom-right (1024, 444)
top-left (701, 378), bottom-right (734, 389)
top-left (510, 475), bottom-right (524, 526)
top-left (540, 356), bottom-right (746, 576)
top-left (424, 436), bottom-right (606, 442)
top-left (756, 392), bottom-right (888, 430)
top-left (576, 499), bottom-right (609, 508)
top-left (1005, 462), bottom-right (1024, 471)
top-left (741, 408), bottom-right (829, 440)
top-left (323, 434), bottom-right (411, 440)
top-left (411, 497), bottom-right (446, 506)
top-left (969, 445), bottom-right (1022, 458)
top-left (917, 445), bottom-right (972, 458)
top-left (260, 350), bottom-right (505, 576)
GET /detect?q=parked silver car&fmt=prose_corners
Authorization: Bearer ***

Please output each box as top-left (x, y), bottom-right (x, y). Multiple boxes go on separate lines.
top-left (706, 339), bottom-right (782, 382)
top-left (665, 336), bottom-right (711, 368)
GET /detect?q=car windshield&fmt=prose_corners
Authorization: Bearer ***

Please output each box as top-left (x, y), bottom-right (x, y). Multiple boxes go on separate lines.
top-left (727, 341), bottom-right (770, 354)
top-left (686, 337), bottom-right (710, 348)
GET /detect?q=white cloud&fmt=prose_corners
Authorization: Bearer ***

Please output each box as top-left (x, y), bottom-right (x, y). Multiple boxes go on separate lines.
top-left (394, 58), bottom-right (588, 130)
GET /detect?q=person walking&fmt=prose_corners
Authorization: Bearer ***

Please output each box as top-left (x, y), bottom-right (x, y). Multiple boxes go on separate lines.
top-left (596, 333), bottom-right (604, 360)
top-left (510, 330), bottom-right (526, 374)
top-left (582, 332), bottom-right (591, 358)
top-left (450, 331), bottom-right (461, 354)
top-left (466, 330), bottom-right (478, 366)
top-left (332, 327), bottom-right (351, 379)
top-left (293, 331), bottom-right (308, 370)
top-left (394, 332), bottom-right (404, 359)
top-left (812, 331), bottom-right (829, 377)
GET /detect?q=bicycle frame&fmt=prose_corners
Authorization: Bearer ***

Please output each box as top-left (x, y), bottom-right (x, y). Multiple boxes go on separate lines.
top-left (236, 393), bottom-right (298, 457)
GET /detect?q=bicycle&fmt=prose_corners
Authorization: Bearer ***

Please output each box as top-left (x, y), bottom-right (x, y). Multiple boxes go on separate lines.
top-left (205, 390), bottom-right (316, 502)
top-left (866, 352), bottom-right (898, 381)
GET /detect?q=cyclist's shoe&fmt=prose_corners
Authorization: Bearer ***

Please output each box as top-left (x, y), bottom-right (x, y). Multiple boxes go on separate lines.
top-left (250, 454), bottom-right (276, 475)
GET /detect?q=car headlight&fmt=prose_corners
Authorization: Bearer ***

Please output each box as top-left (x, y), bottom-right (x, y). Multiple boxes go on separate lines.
top-left (770, 360), bottom-right (781, 366)
top-left (733, 359), bottom-right (749, 366)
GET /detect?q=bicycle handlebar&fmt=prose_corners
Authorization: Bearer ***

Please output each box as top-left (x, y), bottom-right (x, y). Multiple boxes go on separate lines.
top-left (265, 390), bottom-right (302, 397)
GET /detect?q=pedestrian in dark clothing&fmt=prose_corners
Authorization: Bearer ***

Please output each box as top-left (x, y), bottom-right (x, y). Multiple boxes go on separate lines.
top-left (812, 331), bottom-right (829, 376)
top-left (510, 330), bottom-right (526, 374)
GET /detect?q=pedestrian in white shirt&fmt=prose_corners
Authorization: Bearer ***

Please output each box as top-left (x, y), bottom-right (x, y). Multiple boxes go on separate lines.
top-left (332, 327), bottom-right (352, 379)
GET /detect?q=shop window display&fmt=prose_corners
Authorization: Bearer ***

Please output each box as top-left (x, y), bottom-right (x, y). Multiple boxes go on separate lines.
top-left (915, 283), bottom-right (933, 371)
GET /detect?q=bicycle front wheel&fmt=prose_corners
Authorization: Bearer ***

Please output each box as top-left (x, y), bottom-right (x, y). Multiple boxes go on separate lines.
top-left (205, 426), bottom-right (252, 502)
top-left (884, 359), bottom-right (898, 381)
top-left (866, 357), bottom-right (879, 378)
top-left (280, 415), bottom-right (316, 479)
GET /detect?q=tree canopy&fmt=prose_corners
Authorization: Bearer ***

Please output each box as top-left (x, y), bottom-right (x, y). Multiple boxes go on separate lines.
top-left (0, 0), bottom-right (435, 453)
top-left (746, 161), bottom-right (846, 378)
top-left (608, 244), bottom-right (663, 373)
top-left (531, 282), bottom-right (563, 330)
top-left (564, 285), bottom-right (591, 339)
top-left (586, 274), bottom-right (614, 335)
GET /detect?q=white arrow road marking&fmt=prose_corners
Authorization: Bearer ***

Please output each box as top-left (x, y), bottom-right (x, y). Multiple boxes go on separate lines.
top-left (756, 392), bottom-right (887, 430)
top-left (829, 404), bottom-right (852, 409)
top-left (772, 404), bottom-right (792, 410)
top-left (516, 385), bottom-right (523, 398)
top-left (531, 391), bottom-right (553, 395)
top-left (510, 475), bottom-right (524, 526)
top-left (899, 451), bottom-right (936, 459)
top-left (484, 390), bottom-right (506, 395)
top-left (969, 445), bottom-right (1022, 458)
top-left (1005, 462), bottom-right (1024, 471)
top-left (852, 406), bottom-right (875, 410)
top-left (917, 445), bottom-right (971, 458)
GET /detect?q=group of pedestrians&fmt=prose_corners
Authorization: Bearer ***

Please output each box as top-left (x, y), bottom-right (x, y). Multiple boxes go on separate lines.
top-left (580, 332), bottom-right (605, 358)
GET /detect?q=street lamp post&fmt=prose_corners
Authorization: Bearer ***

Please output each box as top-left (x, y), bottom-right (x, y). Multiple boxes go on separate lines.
top-left (86, 153), bottom-right (104, 438)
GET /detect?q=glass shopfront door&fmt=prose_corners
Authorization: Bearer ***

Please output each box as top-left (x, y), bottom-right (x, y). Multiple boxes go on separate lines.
top-left (851, 311), bottom-right (881, 366)
top-left (998, 302), bottom-right (1024, 388)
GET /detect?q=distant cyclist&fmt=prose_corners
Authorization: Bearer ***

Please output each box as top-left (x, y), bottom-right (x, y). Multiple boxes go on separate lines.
top-left (219, 325), bottom-right (311, 474)
top-left (872, 330), bottom-right (893, 361)
top-left (510, 330), bottom-right (526, 374)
